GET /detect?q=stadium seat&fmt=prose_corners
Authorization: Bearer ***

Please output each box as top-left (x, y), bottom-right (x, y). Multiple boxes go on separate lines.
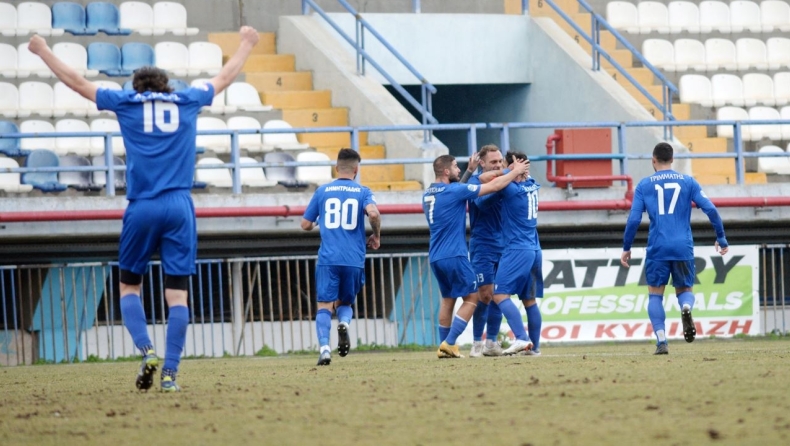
top-left (121, 42), bottom-right (155, 74)
top-left (191, 79), bottom-right (236, 114)
top-left (87, 81), bottom-right (123, 116)
top-left (122, 80), bottom-right (133, 91)
top-left (743, 73), bottom-right (776, 106)
top-left (196, 157), bottom-right (233, 188)
top-left (54, 119), bottom-right (92, 156)
top-left (196, 117), bottom-right (230, 153)
top-left (263, 151), bottom-right (308, 187)
top-left (54, 82), bottom-right (95, 118)
top-left (87, 43), bottom-right (127, 77)
top-left (53, 43), bottom-right (99, 78)
top-left (0, 120), bottom-right (29, 157)
top-left (607, 2), bottom-right (640, 33)
top-left (757, 145), bottom-right (790, 174)
top-left (642, 39), bottom-right (675, 71)
top-left (296, 151), bottom-right (333, 185)
top-left (0, 83), bottom-right (29, 119)
top-left (712, 74), bottom-right (745, 107)
top-left (152, 2), bottom-right (198, 36)
top-left (674, 39), bottom-right (707, 71)
top-left (748, 106), bottom-right (781, 141)
top-left (679, 75), bottom-right (714, 106)
top-left (761, 1), bottom-right (790, 32)
top-left (18, 82), bottom-right (55, 117)
top-left (154, 42), bottom-right (189, 77)
top-left (91, 155), bottom-right (126, 189)
top-left (262, 120), bottom-right (309, 151)
top-left (52, 2), bottom-right (96, 36)
top-left (188, 42), bottom-right (222, 76)
top-left (0, 156), bottom-right (33, 192)
top-left (19, 120), bottom-right (57, 154)
top-left (90, 118), bottom-right (125, 156)
top-left (239, 157), bottom-right (277, 187)
top-left (716, 106), bottom-right (750, 139)
top-left (86, 2), bottom-right (132, 35)
top-left (22, 148), bottom-right (68, 192)
top-left (668, 2), bottom-right (701, 33)
top-left (767, 38), bottom-right (790, 70)
top-left (226, 82), bottom-right (273, 112)
top-left (17, 2), bottom-right (64, 36)
top-left (168, 79), bottom-right (189, 92)
top-left (780, 106), bottom-right (790, 139)
top-left (637, 2), bottom-right (670, 34)
top-left (119, 1), bottom-right (155, 35)
top-left (58, 154), bottom-right (94, 190)
top-left (0, 2), bottom-right (18, 37)
top-left (0, 43), bottom-right (19, 78)
top-left (227, 116), bottom-right (265, 152)
top-left (705, 38), bottom-right (737, 71)
top-left (730, 1), bottom-right (763, 33)
top-left (700, 1), bottom-right (731, 33)
top-left (736, 38), bottom-right (768, 71)
top-left (774, 73), bottom-right (790, 106)
top-left (17, 43), bottom-right (52, 78)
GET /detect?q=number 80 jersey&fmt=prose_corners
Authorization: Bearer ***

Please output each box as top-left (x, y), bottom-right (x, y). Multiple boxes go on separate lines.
top-left (303, 178), bottom-right (376, 267)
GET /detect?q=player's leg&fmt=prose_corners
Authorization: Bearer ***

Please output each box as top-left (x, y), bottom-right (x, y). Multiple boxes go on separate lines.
top-left (483, 257), bottom-right (503, 356)
top-left (315, 265), bottom-right (339, 366)
top-left (521, 250), bottom-right (544, 356)
top-left (160, 276), bottom-right (189, 392)
top-left (645, 258), bottom-right (670, 354)
top-left (437, 258), bottom-right (478, 358)
top-left (671, 260), bottom-right (697, 343)
top-left (430, 260), bottom-right (454, 348)
top-left (470, 253), bottom-right (495, 357)
top-left (494, 250), bottom-right (534, 355)
top-left (335, 266), bottom-right (364, 357)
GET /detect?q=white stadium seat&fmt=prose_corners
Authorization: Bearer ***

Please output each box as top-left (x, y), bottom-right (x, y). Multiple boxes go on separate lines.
top-left (119, 1), bottom-right (155, 35)
top-left (757, 145), bottom-right (790, 174)
top-left (668, 2), bottom-right (701, 33)
top-left (607, 2), bottom-right (640, 34)
top-left (53, 43), bottom-right (99, 78)
top-left (17, 2), bottom-right (64, 36)
top-left (196, 117), bottom-right (229, 154)
top-left (0, 2), bottom-right (18, 37)
top-left (54, 82), bottom-right (96, 118)
top-left (748, 106), bottom-right (781, 141)
top-left (642, 39), bottom-right (675, 71)
top-left (226, 82), bottom-right (273, 112)
top-left (712, 74), bottom-right (745, 107)
top-left (90, 118), bottom-right (125, 156)
top-left (196, 157), bottom-right (232, 187)
top-left (767, 37), bottom-right (790, 70)
top-left (17, 43), bottom-right (51, 78)
top-left (190, 79), bottom-right (237, 115)
top-left (88, 81), bottom-right (123, 116)
top-left (700, 1), bottom-right (731, 33)
top-left (780, 106), bottom-right (790, 139)
top-left (0, 43), bottom-right (19, 78)
top-left (705, 38), bottom-right (737, 71)
top-left (240, 157), bottom-right (277, 187)
top-left (0, 83), bottom-right (29, 118)
top-left (730, 1), bottom-right (763, 33)
top-left (18, 81), bottom-right (55, 117)
top-left (638, 2), bottom-right (670, 34)
top-left (743, 73), bottom-right (776, 107)
top-left (674, 39), bottom-right (707, 71)
top-left (679, 75), bottom-right (714, 107)
top-left (736, 38), bottom-right (768, 71)
top-left (188, 42), bottom-right (222, 76)
top-left (227, 116), bottom-right (265, 152)
top-left (262, 120), bottom-right (309, 151)
top-left (155, 42), bottom-right (189, 77)
top-left (152, 2), bottom-right (198, 36)
top-left (19, 120), bottom-right (56, 152)
top-left (773, 73), bottom-right (790, 106)
top-left (761, 1), bottom-right (790, 32)
top-left (0, 157), bottom-right (33, 192)
top-left (296, 151), bottom-right (333, 185)
top-left (54, 119), bottom-right (92, 156)
top-left (716, 106), bottom-right (750, 139)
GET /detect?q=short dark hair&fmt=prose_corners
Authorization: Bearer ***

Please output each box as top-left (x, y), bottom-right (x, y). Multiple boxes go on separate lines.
top-left (132, 66), bottom-right (172, 94)
top-left (479, 144), bottom-right (501, 160)
top-left (337, 148), bottom-right (361, 174)
top-left (653, 142), bottom-right (674, 163)
top-left (433, 155), bottom-right (455, 176)
top-left (505, 150), bottom-right (528, 165)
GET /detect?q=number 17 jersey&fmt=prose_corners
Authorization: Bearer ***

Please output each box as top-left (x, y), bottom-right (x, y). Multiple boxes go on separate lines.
top-left (303, 178), bottom-right (376, 268)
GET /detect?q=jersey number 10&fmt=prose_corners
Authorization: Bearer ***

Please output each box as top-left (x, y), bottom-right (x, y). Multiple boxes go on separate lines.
top-left (324, 198), bottom-right (359, 230)
top-left (655, 182), bottom-right (681, 215)
top-left (143, 101), bottom-right (180, 133)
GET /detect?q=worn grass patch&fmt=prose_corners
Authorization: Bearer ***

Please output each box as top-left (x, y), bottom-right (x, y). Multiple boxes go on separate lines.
top-left (2, 339), bottom-right (789, 445)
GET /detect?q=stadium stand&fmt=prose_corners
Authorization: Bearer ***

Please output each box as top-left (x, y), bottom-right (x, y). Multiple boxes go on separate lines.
top-left (17, 2), bottom-right (64, 37)
top-left (0, 43), bottom-right (19, 78)
top-left (19, 120), bottom-right (56, 153)
top-left (227, 116), bottom-right (265, 152)
top-left (196, 117), bottom-right (230, 154)
top-left (87, 42), bottom-right (127, 76)
top-left (261, 119), bottom-right (309, 151)
top-left (152, 2), bottom-right (198, 36)
top-left (757, 144), bottom-right (790, 174)
top-left (0, 83), bottom-right (28, 118)
top-left (86, 2), bottom-right (132, 35)
top-left (119, 1), bottom-right (155, 35)
top-left (192, 79), bottom-right (237, 115)
top-left (121, 42), bottom-right (155, 74)
top-left (239, 156), bottom-right (277, 187)
top-left (0, 156), bottom-right (33, 192)
top-left (17, 43), bottom-right (52, 78)
top-left (0, 2), bottom-right (18, 37)
top-left (89, 118), bottom-right (125, 156)
top-left (58, 154), bottom-right (95, 190)
top-left (295, 151), bottom-right (333, 185)
top-left (226, 82), bottom-right (274, 112)
top-left (195, 157), bottom-right (233, 188)
top-left (22, 148), bottom-right (68, 192)
top-left (154, 41), bottom-right (189, 77)
top-left (54, 42), bottom-right (99, 77)
top-left (90, 155), bottom-right (126, 189)
top-left (19, 82), bottom-right (55, 118)
top-left (54, 119), bottom-right (92, 156)
top-left (0, 120), bottom-right (28, 157)
top-left (52, 2), bottom-right (97, 36)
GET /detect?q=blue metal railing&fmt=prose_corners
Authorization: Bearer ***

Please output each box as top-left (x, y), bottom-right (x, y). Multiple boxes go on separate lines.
top-left (301, 0), bottom-right (438, 142)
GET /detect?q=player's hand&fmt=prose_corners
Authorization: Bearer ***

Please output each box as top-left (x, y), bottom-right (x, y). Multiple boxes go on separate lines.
top-left (511, 158), bottom-right (529, 176)
top-left (367, 234), bottom-right (380, 250)
top-left (467, 152), bottom-right (480, 173)
top-left (620, 251), bottom-right (631, 268)
top-left (715, 241), bottom-right (728, 256)
top-left (239, 26), bottom-right (260, 47)
top-left (28, 34), bottom-right (48, 56)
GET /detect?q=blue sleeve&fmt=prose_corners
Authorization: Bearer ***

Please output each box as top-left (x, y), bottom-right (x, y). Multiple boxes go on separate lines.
top-left (623, 184), bottom-right (646, 251)
top-left (183, 84), bottom-right (215, 107)
top-left (303, 188), bottom-right (322, 222)
top-left (362, 188), bottom-right (376, 210)
top-left (453, 182), bottom-right (480, 201)
top-left (474, 190), bottom-right (502, 210)
top-left (95, 88), bottom-right (123, 112)
top-left (691, 179), bottom-right (728, 247)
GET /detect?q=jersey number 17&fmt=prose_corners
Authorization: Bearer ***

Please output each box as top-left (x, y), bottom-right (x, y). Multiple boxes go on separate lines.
top-left (655, 182), bottom-right (681, 215)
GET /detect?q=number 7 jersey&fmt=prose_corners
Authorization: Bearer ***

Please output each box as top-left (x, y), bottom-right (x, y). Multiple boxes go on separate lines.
top-left (303, 178), bottom-right (376, 267)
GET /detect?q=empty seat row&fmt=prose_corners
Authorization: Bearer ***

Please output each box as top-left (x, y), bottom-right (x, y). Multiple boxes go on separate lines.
top-left (716, 105), bottom-right (790, 141)
top-left (197, 118), bottom-right (309, 154)
top-left (125, 80), bottom-right (272, 114)
top-left (0, 1), bottom-right (196, 37)
top-left (756, 145), bottom-right (790, 174)
top-left (0, 81), bottom-right (122, 119)
top-left (643, 37), bottom-right (790, 72)
top-left (196, 152), bottom-right (332, 189)
top-left (0, 119), bottom-right (125, 157)
top-left (608, 1), bottom-right (790, 34)
top-left (1, 43), bottom-right (98, 79)
top-left (680, 73), bottom-right (790, 107)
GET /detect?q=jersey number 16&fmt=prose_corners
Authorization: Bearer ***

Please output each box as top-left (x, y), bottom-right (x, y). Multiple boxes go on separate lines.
top-left (143, 101), bottom-right (179, 133)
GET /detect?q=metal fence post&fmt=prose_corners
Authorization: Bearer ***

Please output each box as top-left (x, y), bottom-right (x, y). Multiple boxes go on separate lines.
top-left (103, 135), bottom-right (115, 197)
top-left (231, 262), bottom-right (243, 355)
top-left (467, 126), bottom-right (478, 157)
top-left (499, 124), bottom-right (511, 153)
top-left (412, 0), bottom-right (421, 13)
top-left (231, 132), bottom-right (242, 194)
top-left (733, 122), bottom-right (745, 185)
top-left (617, 123), bottom-right (626, 180)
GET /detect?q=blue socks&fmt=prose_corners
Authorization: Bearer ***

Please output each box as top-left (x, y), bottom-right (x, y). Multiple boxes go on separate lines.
top-left (498, 298), bottom-right (528, 341)
top-left (677, 291), bottom-right (695, 311)
top-left (525, 304), bottom-right (542, 351)
top-left (316, 309), bottom-right (332, 348)
top-left (472, 301), bottom-right (488, 341)
top-left (445, 315), bottom-right (468, 345)
top-left (438, 325), bottom-right (450, 343)
top-left (120, 294), bottom-right (152, 353)
top-left (336, 305), bottom-right (353, 325)
top-left (163, 305), bottom-right (189, 372)
top-left (486, 302), bottom-right (502, 341)
top-left (647, 294), bottom-right (666, 343)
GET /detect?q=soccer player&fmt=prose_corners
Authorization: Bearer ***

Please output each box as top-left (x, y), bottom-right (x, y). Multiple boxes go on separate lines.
top-left (28, 26), bottom-right (261, 391)
top-left (621, 142), bottom-right (728, 355)
top-left (423, 154), bottom-right (528, 359)
top-left (301, 149), bottom-right (381, 366)
top-left (464, 145), bottom-right (506, 357)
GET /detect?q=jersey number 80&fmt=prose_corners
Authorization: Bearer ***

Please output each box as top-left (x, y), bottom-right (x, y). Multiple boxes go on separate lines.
top-left (324, 198), bottom-right (359, 230)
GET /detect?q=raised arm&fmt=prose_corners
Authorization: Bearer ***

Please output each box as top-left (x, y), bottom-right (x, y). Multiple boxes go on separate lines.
top-left (28, 35), bottom-right (98, 102)
top-left (366, 203), bottom-right (381, 250)
top-left (460, 153), bottom-right (480, 183)
top-left (478, 159), bottom-right (528, 196)
top-left (209, 26), bottom-right (260, 96)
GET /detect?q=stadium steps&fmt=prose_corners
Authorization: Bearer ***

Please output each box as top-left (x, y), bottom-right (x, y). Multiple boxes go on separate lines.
top-left (506, 0), bottom-right (767, 185)
top-left (208, 31), bottom-right (417, 191)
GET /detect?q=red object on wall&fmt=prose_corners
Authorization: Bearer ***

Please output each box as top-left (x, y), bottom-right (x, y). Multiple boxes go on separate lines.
top-left (553, 128), bottom-right (613, 187)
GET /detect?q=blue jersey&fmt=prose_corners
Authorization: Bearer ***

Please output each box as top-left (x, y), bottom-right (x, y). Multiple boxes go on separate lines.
top-left (623, 169), bottom-right (726, 260)
top-left (423, 182), bottom-right (480, 261)
top-left (303, 178), bottom-right (376, 268)
top-left (96, 85), bottom-right (214, 199)
top-left (467, 174), bottom-right (504, 254)
top-left (499, 178), bottom-right (541, 250)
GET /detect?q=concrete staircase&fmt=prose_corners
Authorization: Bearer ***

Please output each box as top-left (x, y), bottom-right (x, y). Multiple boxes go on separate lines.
top-left (207, 32), bottom-right (421, 191)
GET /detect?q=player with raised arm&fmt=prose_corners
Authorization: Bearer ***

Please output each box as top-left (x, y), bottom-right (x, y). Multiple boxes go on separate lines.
top-left (301, 149), bottom-right (381, 366)
top-left (423, 154), bottom-right (528, 359)
top-left (621, 142), bottom-right (728, 355)
top-left (28, 26), bottom-right (260, 391)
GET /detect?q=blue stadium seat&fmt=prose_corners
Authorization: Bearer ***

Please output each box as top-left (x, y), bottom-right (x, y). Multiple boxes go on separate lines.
top-left (0, 120), bottom-right (30, 157)
top-left (168, 79), bottom-right (189, 92)
top-left (86, 2), bottom-right (132, 35)
top-left (264, 152), bottom-right (309, 188)
top-left (87, 43), bottom-right (129, 77)
top-left (121, 42), bottom-right (155, 73)
top-left (122, 80), bottom-right (133, 91)
top-left (52, 2), bottom-right (97, 36)
top-left (22, 149), bottom-right (68, 192)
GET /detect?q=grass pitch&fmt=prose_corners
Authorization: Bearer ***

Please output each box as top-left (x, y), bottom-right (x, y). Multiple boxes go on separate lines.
top-left (2, 339), bottom-right (790, 446)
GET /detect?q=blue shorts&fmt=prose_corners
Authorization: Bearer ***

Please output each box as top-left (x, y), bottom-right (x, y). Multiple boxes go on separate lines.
top-left (430, 257), bottom-right (478, 298)
top-left (471, 249), bottom-right (501, 286)
top-left (316, 265), bottom-right (364, 305)
top-left (119, 190), bottom-right (196, 276)
top-left (645, 258), bottom-right (696, 288)
top-left (494, 249), bottom-right (543, 299)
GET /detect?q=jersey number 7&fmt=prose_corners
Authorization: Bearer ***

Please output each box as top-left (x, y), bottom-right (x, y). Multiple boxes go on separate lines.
top-left (423, 196), bottom-right (436, 224)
